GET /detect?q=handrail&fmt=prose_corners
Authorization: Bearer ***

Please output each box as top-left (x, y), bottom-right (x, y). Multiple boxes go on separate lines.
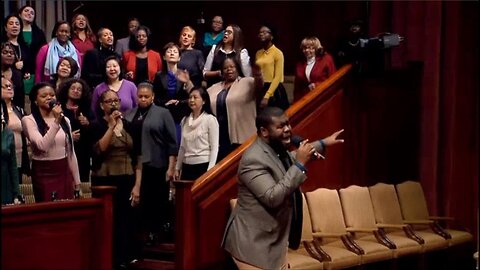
top-left (191, 64), bottom-right (353, 202)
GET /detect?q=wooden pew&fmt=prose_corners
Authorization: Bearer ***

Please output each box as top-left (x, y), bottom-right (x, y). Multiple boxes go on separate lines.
top-left (175, 64), bottom-right (356, 270)
top-left (1, 186), bottom-right (115, 270)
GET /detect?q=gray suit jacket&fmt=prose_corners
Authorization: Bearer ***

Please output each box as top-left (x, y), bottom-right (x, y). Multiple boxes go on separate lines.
top-left (124, 105), bottom-right (178, 168)
top-left (222, 137), bottom-right (307, 269)
top-left (115, 36), bottom-right (130, 59)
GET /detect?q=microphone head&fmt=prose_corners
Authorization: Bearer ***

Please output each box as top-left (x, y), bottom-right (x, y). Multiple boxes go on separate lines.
top-left (48, 100), bottom-right (58, 109)
top-left (291, 135), bottom-right (304, 148)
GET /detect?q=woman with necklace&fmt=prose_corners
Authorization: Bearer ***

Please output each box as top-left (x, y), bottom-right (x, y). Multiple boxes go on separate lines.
top-left (207, 57), bottom-right (262, 162)
top-left (1, 78), bottom-right (30, 184)
top-left (255, 23), bottom-right (289, 110)
top-left (293, 36), bottom-right (336, 103)
top-left (91, 55), bottom-right (137, 114)
top-left (124, 82), bottom-right (177, 246)
top-left (57, 78), bottom-right (94, 183)
top-left (175, 87), bottom-right (219, 181)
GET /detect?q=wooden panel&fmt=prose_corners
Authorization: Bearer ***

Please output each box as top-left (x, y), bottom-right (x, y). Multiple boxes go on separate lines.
top-left (1, 186), bottom-right (115, 270)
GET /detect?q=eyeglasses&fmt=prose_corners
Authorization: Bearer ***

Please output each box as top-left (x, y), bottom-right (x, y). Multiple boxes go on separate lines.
top-left (103, 98), bottom-right (121, 105)
top-left (1, 50), bottom-right (15, 56)
top-left (259, 30), bottom-right (271, 34)
top-left (2, 84), bottom-right (13, 89)
top-left (224, 30), bottom-right (233, 35)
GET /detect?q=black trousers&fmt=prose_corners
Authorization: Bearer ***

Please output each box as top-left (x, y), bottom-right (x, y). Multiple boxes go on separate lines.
top-left (140, 164), bottom-right (171, 233)
top-left (91, 174), bottom-right (141, 266)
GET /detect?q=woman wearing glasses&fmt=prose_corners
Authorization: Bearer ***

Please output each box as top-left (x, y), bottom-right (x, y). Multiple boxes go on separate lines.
top-left (90, 89), bottom-right (142, 269)
top-left (203, 24), bottom-right (251, 88)
top-left (91, 55), bottom-right (137, 114)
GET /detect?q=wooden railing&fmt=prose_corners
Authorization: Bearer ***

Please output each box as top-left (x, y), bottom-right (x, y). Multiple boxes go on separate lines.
top-left (1, 186), bottom-right (115, 270)
top-left (175, 64), bottom-right (355, 270)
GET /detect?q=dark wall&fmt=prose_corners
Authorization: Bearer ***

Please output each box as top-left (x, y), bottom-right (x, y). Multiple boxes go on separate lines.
top-left (66, 1), bottom-right (367, 74)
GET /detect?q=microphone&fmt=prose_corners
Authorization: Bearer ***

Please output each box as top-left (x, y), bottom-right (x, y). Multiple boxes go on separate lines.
top-left (48, 100), bottom-right (64, 119)
top-left (109, 107), bottom-right (123, 119)
top-left (291, 135), bottom-right (325, 160)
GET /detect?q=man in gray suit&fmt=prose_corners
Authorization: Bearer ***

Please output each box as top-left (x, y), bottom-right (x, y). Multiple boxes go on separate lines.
top-left (115, 17), bottom-right (140, 58)
top-left (222, 107), bottom-right (344, 269)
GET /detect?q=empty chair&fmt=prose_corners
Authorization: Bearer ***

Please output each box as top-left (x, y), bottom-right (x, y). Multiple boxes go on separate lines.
top-left (19, 183), bottom-right (35, 204)
top-left (395, 180), bottom-right (473, 247)
top-left (229, 198), bottom-right (324, 270)
top-left (368, 183), bottom-right (449, 253)
top-left (300, 192), bottom-right (361, 270)
top-left (339, 185), bottom-right (422, 258)
top-left (305, 188), bottom-right (392, 266)
top-left (80, 182), bottom-right (92, 199)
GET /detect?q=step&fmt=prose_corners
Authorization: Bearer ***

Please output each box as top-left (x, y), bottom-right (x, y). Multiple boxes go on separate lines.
top-left (130, 259), bottom-right (175, 270)
top-left (142, 243), bottom-right (175, 261)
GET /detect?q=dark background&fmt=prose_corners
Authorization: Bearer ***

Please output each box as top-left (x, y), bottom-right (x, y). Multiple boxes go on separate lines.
top-left (64, 1), bottom-right (368, 74)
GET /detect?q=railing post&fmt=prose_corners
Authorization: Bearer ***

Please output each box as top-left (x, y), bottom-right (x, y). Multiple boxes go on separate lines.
top-left (91, 186), bottom-right (116, 270)
top-left (174, 180), bottom-right (196, 270)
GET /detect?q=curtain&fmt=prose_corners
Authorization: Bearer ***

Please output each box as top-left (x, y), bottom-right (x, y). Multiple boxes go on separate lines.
top-left (369, 1), bottom-right (478, 240)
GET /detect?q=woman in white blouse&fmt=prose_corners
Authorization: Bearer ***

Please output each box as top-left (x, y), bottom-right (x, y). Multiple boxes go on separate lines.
top-left (174, 87), bottom-right (219, 181)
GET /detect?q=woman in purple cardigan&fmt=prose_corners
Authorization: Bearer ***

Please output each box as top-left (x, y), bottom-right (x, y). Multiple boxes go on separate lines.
top-left (91, 55), bottom-right (137, 114)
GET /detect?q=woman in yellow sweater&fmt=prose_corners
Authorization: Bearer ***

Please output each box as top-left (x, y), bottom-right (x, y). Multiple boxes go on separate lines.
top-left (255, 24), bottom-right (289, 110)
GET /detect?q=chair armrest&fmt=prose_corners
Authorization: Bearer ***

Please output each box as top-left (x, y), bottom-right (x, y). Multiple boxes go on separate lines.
top-left (313, 234), bottom-right (364, 255)
top-left (312, 232), bottom-right (349, 238)
top-left (346, 227), bottom-right (376, 233)
top-left (429, 216), bottom-right (454, 221)
top-left (376, 223), bottom-right (407, 229)
top-left (302, 240), bottom-right (331, 262)
top-left (404, 219), bottom-right (434, 225)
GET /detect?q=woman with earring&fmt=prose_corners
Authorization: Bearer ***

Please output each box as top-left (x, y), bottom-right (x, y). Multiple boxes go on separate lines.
top-left (124, 82), bottom-right (177, 246)
top-left (35, 21), bottom-right (82, 83)
top-left (175, 87), bottom-right (219, 181)
top-left (21, 82), bottom-right (81, 202)
top-left (81, 27), bottom-right (120, 90)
